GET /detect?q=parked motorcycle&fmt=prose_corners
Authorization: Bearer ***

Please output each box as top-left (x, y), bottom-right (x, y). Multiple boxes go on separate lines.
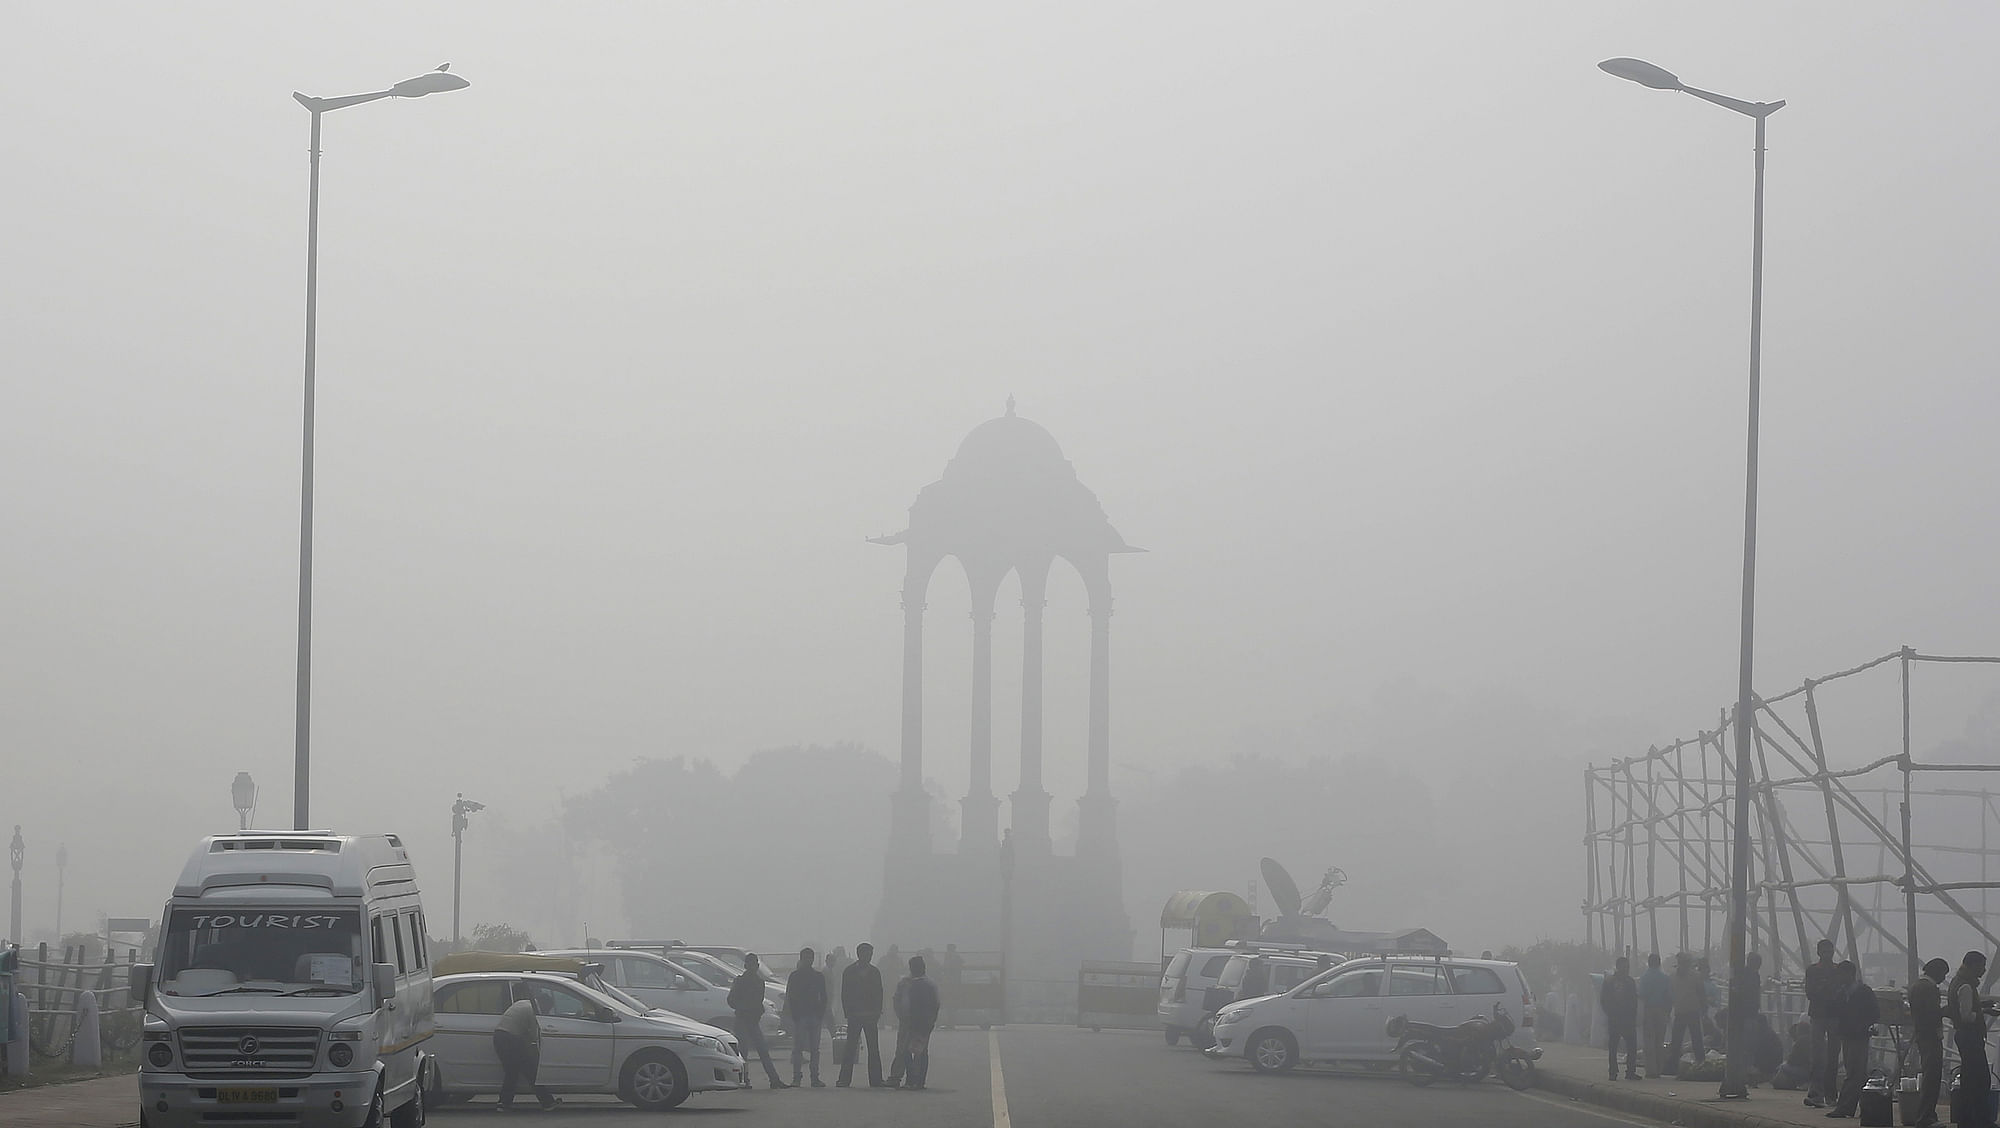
top-left (1386, 1002), bottom-right (1539, 1090)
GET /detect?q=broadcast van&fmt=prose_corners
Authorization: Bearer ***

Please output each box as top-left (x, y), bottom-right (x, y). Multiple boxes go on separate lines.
top-left (132, 832), bottom-right (436, 1128)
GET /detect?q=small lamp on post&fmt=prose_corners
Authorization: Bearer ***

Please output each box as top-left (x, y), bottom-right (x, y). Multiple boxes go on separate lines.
top-left (9, 826), bottom-right (23, 946)
top-left (231, 772), bottom-right (259, 831)
top-left (450, 794), bottom-right (484, 947)
top-left (55, 845), bottom-right (68, 942)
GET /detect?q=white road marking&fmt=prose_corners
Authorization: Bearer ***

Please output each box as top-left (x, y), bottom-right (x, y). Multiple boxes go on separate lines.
top-left (990, 1028), bottom-right (1011, 1128)
top-left (1515, 1087), bottom-right (1669, 1128)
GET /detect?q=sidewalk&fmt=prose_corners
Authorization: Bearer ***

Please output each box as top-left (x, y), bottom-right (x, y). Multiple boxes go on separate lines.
top-left (0, 1073), bottom-right (139, 1128)
top-left (1536, 1042), bottom-right (1865, 1128)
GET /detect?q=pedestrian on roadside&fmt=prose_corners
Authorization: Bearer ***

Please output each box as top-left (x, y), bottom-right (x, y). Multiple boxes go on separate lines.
top-left (900, 955), bottom-right (942, 1091)
top-left (1907, 957), bottom-right (1949, 1128)
top-left (1666, 953), bottom-right (1707, 1075)
top-left (1826, 961), bottom-right (1878, 1118)
top-left (1950, 951), bottom-right (1995, 1128)
top-left (837, 942), bottom-right (887, 1088)
top-left (1639, 952), bottom-right (1673, 1077)
top-left (729, 952), bottom-right (789, 1089)
top-left (1804, 938), bottom-right (1839, 1108)
top-left (887, 960), bottom-right (915, 1087)
top-left (1601, 955), bottom-right (1641, 1081)
top-left (941, 943), bottom-right (965, 1029)
top-left (824, 947), bottom-right (848, 1029)
top-left (787, 947), bottom-right (830, 1088)
top-left (492, 993), bottom-right (561, 1112)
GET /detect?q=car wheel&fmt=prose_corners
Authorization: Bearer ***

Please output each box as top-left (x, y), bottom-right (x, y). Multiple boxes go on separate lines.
top-left (621, 1050), bottom-right (690, 1111)
top-left (1247, 1028), bottom-right (1297, 1073)
top-left (390, 1062), bottom-right (428, 1128)
top-left (1165, 1027), bottom-right (1182, 1046)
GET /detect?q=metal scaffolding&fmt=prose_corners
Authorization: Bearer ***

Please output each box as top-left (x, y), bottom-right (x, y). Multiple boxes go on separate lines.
top-left (1584, 647), bottom-right (2000, 986)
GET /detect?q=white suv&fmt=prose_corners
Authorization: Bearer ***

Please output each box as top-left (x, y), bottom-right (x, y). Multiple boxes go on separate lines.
top-left (1207, 956), bottom-right (1537, 1073)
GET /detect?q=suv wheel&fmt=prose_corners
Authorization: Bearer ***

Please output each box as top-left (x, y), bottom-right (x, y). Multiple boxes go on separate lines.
top-left (1247, 1028), bottom-right (1297, 1073)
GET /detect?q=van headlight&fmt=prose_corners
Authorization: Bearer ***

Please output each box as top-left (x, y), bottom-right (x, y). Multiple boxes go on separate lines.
top-left (148, 1042), bottom-right (174, 1068)
top-left (328, 1043), bottom-right (354, 1068)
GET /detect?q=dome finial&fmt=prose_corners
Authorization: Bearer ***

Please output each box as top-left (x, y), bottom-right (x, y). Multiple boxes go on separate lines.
top-left (1005, 394), bottom-right (1016, 417)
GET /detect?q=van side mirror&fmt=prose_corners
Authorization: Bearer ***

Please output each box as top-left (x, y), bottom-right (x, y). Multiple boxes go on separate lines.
top-left (373, 963), bottom-right (398, 1006)
top-left (130, 963), bottom-right (154, 1002)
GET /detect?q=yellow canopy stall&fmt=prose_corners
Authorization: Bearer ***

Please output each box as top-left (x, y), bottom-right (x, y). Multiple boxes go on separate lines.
top-left (1158, 890), bottom-right (1258, 961)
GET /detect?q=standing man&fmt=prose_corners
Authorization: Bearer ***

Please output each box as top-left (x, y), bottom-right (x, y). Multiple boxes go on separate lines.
top-left (838, 942), bottom-right (886, 1088)
top-left (729, 953), bottom-right (789, 1089)
top-left (1667, 954), bottom-right (1707, 1075)
top-left (1601, 956), bottom-right (1641, 1081)
top-left (1907, 958), bottom-right (1949, 1128)
top-left (1639, 953), bottom-right (1673, 1077)
top-left (901, 955), bottom-right (942, 1091)
top-left (887, 959), bottom-right (915, 1088)
top-left (940, 944), bottom-right (965, 1029)
top-left (492, 993), bottom-right (561, 1112)
top-left (1950, 952), bottom-right (1996, 1128)
top-left (787, 947), bottom-right (830, 1088)
top-left (824, 947), bottom-right (848, 1030)
top-left (1804, 938), bottom-right (1839, 1109)
top-left (1826, 961), bottom-right (1878, 1119)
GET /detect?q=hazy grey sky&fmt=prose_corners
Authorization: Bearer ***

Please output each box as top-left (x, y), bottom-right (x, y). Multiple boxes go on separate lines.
top-left (6, 2), bottom-right (1998, 938)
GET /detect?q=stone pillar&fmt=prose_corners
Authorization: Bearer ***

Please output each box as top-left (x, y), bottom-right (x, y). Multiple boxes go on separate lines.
top-left (1077, 597), bottom-right (1118, 861)
top-left (889, 585), bottom-right (930, 855)
top-left (961, 585), bottom-right (1000, 854)
top-left (1011, 567), bottom-right (1052, 855)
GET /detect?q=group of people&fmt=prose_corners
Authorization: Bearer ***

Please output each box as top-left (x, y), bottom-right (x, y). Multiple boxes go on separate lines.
top-left (727, 942), bottom-right (947, 1092)
top-left (1598, 940), bottom-right (1997, 1128)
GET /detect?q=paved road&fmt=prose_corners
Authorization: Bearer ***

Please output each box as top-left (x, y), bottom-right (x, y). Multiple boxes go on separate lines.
top-left (430, 1025), bottom-right (1663, 1128)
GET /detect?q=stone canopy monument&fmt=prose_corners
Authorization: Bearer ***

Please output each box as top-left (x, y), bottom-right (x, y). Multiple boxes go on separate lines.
top-left (869, 401), bottom-right (1137, 981)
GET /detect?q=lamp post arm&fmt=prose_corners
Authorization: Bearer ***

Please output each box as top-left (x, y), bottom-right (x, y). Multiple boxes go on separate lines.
top-left (1681, 85), bottom-right (1785, 119)
top-left (293, 90), bottom-right (395, 114)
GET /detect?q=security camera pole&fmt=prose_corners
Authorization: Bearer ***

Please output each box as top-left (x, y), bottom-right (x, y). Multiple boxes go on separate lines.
top-left (1599, 56), bottom-right (1784, 1101)
top-left (451, 794), bottom-right (485, 946)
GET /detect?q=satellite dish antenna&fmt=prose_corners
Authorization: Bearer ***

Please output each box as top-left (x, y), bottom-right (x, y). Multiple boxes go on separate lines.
top-left (1260, 857), bottom-right (1304, 919)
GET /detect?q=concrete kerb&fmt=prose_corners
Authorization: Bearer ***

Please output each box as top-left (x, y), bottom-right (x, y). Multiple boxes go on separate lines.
top-left (1535, 1068), bottom-right (1810, 1128)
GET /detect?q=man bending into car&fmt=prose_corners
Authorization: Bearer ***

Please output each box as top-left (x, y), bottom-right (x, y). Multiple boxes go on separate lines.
top-left (493, 993), bottom-right (561, 1112)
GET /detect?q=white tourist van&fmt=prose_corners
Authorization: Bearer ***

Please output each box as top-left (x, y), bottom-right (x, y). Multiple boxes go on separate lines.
top-left (132, 832), bottom-right (437, 1128)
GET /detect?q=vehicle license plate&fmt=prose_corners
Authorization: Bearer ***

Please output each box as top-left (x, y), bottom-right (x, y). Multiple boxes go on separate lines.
top-left (217, 1087), bottom-right (278, 1104)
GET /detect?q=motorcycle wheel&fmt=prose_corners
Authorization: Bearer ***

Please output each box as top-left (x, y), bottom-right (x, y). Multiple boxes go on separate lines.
top-left (1498, 1053), bottom-right (1534, 1091)
top-left (1399, 1041), bottom-right (1441, 1087)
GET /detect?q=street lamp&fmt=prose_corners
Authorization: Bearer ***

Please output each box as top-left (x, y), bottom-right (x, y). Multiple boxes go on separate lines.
top-left (9, 826), bottom-right (22, 945)
top-left (289, 66), bottom-right (470, 831)
top-left (1599, 56), bottom-right (1784, 1101)
top-left (54, 845), bottom-right (67, 942)
top-left (450, 794), bottom-right (485, 946)
top-left (231, 772), bottom-right (259, 831)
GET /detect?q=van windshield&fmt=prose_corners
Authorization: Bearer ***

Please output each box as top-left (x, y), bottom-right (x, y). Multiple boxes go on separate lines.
top-left (157, 909), bottom-right (364, 996)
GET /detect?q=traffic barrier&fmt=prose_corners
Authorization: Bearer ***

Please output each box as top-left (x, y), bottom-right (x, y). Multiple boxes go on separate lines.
top-left (1076, 961), bottom-right (1159, 1032)
top-left (952, 957), bottom-right (1004, 1028)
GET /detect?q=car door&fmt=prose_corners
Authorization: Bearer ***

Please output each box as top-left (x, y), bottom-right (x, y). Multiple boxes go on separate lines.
top-left (431, 979), bottom-right (512, 1091)
top-left (1387, 963), bottom-right (1458, 1033)
top-left (1300, 963), bottom-right (1385, 1059)
top-left (519, 980), bottom-right (617, 1087)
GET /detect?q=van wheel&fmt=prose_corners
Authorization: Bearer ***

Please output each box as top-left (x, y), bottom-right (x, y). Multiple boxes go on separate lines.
top-left (1248, 1028), bottom-right (1298, 1073)
top-left (622, 1050), bottom-right (690, 1110)
top-left (361, 1083), bottom-right (387, 1128)
top-left (1165, 1027), bottom-right (1182, 1046)
top-left (390, 1062), bottom-right (428, 1127)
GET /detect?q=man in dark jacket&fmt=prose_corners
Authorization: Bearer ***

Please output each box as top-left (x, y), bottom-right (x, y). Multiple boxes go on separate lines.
top-left (1667, 953), bottom-right (1707, 1075)
top-left (1804, 939), bottom-right (1839, 1108)
top-left (1826, 962), bottom-right (1878, 1118)
top-left (1602, 956), bottom-right (1640, 1080)
top-left (1639, 953), bottom-right (1673, 1077)
top-left (887, 961), bottom-right (915, 1088)
top-left (729, 953), bottom-right (788, 1089)
top-left (786, 947), bottom-right (830, 1087)
top-left (1950, 952), bottom-right (1995, 1128)
top-left (900, 955), bottom-right (942, 1091)
top-left (838, 942), bottom-right (887, 1088)
top-left (1908, 957), bottom-right (1949, 1128)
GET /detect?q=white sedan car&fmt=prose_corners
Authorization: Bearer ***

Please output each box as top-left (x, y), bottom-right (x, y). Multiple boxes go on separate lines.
top-left (430, 971), bottom-right (744, 1110)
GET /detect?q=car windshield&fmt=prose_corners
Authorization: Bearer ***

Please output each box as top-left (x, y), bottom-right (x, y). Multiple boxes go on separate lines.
top-left (156, 908), bottom-right (364, 996)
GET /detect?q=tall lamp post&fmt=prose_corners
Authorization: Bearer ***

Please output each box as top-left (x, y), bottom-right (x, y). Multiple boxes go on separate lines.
top-left (290, 66), bottom-right (470, 831)
top-left (450, 794), bottom-right (484, 946)
top-left (1599, 56), bottom-right (1784, 1100)
top-left (9, 826), bottom-right (22, 945)
top-left (232, 771), bottom-right (259, 831)
top-left (54, 845), bottom-right (67, 942)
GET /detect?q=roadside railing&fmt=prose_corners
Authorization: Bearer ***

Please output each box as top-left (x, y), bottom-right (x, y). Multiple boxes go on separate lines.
top-left (2, 942), bottom-right (145, 1077)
